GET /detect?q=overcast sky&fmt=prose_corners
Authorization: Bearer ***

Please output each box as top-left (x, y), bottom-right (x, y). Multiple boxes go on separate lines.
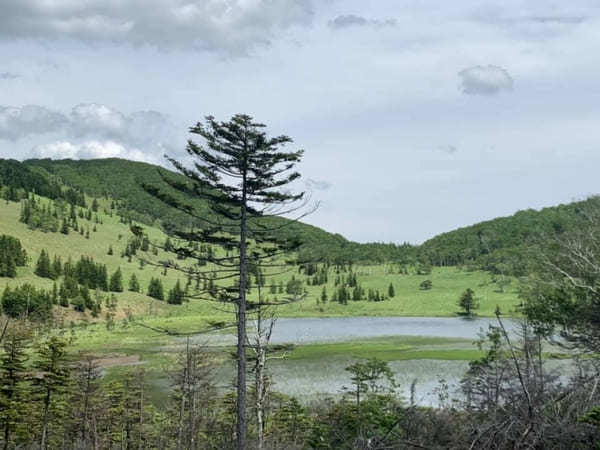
top-left (1, 0), bottom-right (599, 244)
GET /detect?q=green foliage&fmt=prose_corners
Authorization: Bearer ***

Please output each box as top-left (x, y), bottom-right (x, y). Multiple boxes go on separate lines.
top-left (0, 235), bottom-right (27, 278)
top-left (35, 249), bottom-right (53, 279)
top-left (388, 282), bottom-right (395, 298)
top-left (1, 284), bottom-right (53, 320)
top-left (60, 218), bottom-right (69, 235)
top-left (128, 273), bottom-right (140, 292)
top-left (420, 279), bottom-right (433, 290)
top-left (73, 256), bottom-right (108, 291)
top-left (0, 326), bottom-right (31, 448)
top-left (285, 276), bottom-right (303, 296)
top-left (19, 197), bottom-right (59, 232)
top-left (147, 277), bottom-right (164, 301)
top-left (320, 286), bottom-right (328, 303)
top-left (109, 267), bottom-right (123, 292)
top-left (458, 288), bottom-right (479, 316)
top-left (344, 358), bottom-right (397, 406)
top-left (419, 196), bottom-right (600, 275)
top-left (0, 159), bottom-right (63, 201)
top-left (416, 262), bottom-right (432, 275)
top-left (167, 280), bottom-right (185, 305)
top-left (22, 158), bottom-right (414, 264)
top-left (32, 335), bottom-right (71, 448)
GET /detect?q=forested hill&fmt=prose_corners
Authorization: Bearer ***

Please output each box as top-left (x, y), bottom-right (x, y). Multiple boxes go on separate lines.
top-left (3, 158), bottom-right (597, 271)
top-left (2, 158), bottom-right (411, 263)
top-left (418, 195), bottom-right (600, 275)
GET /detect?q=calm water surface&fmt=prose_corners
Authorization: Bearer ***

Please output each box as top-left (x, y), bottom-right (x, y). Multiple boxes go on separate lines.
top-left (264, 316), bottom-right (519, 344)
top-left (194, 316), bottom-right (524, 406)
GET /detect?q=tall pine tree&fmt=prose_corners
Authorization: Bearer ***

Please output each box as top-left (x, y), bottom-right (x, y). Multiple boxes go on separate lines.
top-left (138, 114), bottom-right (308, 449)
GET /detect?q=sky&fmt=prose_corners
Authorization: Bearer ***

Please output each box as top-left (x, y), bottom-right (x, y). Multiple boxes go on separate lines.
top-left (1, 0), bottom-right (600, 244)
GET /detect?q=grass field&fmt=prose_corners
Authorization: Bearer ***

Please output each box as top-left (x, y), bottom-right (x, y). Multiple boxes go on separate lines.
top-left (285, 335), bottom-right (484, 361)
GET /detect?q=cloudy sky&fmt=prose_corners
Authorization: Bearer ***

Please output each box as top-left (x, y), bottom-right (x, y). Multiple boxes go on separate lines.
top-left (1, 0), bottom-right (599, 244)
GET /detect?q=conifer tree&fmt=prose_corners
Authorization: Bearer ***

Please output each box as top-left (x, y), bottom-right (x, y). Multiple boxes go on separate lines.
top-left (138, 114), bottom-right (308, 449)
top-left (51, 283), bottom-right (58, 305)
top-left (458, 288), bottom-right (479, 317)
top-left (109, 267), bottom-right (124, 293)
top-left (167, 280), bottom-right (185, 305)
top-left (0, 326), bottom-right (31, 450)
top-left (60, 219), bottom-right (69, 235)
top-left (35, 250), bottom-right (52, 279)
top-left (128, 273), bottom-right (140, 292)
top-left (147, 278), bottom-right (164, 301)
top-left (51, 256), bottom-right (62, 278)
top-left (58, 283), bottom-right (69, 307)
top-left (0, 235), bottom-right (26, 278)
top-left (70, 356), bottom-right (101, 447)
top-left (33, 336), bottom-right (71, 450)
top-left (388, 282), bottom-right (395, 298)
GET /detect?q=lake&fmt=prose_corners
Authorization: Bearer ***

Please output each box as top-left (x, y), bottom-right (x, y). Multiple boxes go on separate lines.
top-left (198, 316), bottom-right (526, 406)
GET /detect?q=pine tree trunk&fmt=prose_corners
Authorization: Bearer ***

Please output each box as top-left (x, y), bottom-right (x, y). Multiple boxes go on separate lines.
top-left (3, 369), bottom-right (13, 450)
top-left (82, 363), bottom-right (92, 445)
top-left (3, 422), bottom-right (10, 450)
top-left (138, 379), bottom-right (144, 450)
top-left (177, 367), bottom-right (186, 450)
top-left (237, 169), bottom-right (248, 450)
top-left (187, 340), bottom-right (196, 450)
top-left (256, 349), bottom-right (266, 450)
top-left (255, 300), bottom-right (266, 450)
top-left (92, 415), bottom-right (99, 450)
top-left (40, 389), bottom-right (51, 450)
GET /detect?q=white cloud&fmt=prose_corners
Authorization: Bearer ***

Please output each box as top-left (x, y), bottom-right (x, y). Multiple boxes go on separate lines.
top-left (0, 0), bottom-right (314, 55)
top-left (70, 103), bottom-right (127, 137)
top-left (0, 103), bottom-right (181, 164)
top-left (458, 65), bottom-right (514, 96)
top-left (0, 102), bottom-right (176, 146)
top-left (32, 140), bottom-right (159, 164)
top-left (0, 105), bottom-right (67, 140)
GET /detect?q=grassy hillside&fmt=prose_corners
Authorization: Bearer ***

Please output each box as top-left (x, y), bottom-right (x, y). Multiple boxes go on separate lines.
top-left (17, 157), bottom-right (594, 274)
top-left (0, 193), bottom-right (521, 323)
top-left (0, 188), bottom-right (521, 327)
top-left (21, 158), bottom-right (413, 263)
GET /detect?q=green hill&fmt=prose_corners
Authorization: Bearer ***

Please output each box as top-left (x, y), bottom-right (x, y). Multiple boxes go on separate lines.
top-left (19, 158), bottom-right (412, 264)
top-left (418, 195), bottom-right (600, 275)
top-left (3, 157), bottom-right (598, 278)
top-left (0, 157), bottom-right (523, 324)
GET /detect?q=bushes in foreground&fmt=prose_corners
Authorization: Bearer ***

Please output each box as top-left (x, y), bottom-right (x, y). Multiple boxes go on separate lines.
top-left (0, 320), bottom-right (599, 449)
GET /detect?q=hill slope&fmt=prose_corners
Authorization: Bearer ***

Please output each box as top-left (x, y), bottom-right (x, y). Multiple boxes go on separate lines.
top-left (20, 158), bottom-right (412, 263)
top-left (418, 195), bottom-right (600, 274)
top-left (3, 156), bottom-right (598, 277)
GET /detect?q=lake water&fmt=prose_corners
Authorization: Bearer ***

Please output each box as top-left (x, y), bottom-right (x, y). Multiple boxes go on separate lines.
top-left (195, 316), bottom-right (524, 406)
top-left (263, 316), bottom-right (519, 344)
top-left (188, 315), bottom-right (520, 347)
